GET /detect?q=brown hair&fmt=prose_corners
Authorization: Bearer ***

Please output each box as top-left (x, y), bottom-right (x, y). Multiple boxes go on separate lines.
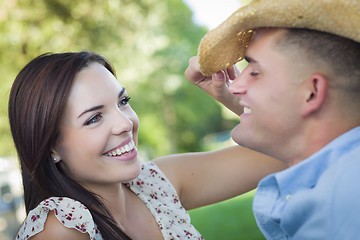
top-left (9, 52), bottom-right (130, 239)
top-left (275, 28), bottom-right (360, 116)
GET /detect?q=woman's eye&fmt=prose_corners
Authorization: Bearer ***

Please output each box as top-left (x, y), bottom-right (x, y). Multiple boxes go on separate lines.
top-left (250, 72), bottom-right (259, 77)
top-left (84, 113), bottom-right (102, 126)
top-left (118, 96), bottom-right (131, 107)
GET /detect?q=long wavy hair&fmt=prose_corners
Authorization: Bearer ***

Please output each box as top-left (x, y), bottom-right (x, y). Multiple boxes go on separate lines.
top-left (9, 52), bottom-right (131, 239)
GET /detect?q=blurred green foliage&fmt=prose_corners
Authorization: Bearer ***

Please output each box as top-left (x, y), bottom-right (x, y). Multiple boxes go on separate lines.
top-left (189, 191), bottom-right (265, 240)
top-left (0, 0), bottom-right (238, 159)
top-left (1, 1), bottom-right (263, 239)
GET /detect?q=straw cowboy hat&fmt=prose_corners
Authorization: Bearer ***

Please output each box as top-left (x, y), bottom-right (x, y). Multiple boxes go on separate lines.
top-left (198, 0), bottom-right (360, 76)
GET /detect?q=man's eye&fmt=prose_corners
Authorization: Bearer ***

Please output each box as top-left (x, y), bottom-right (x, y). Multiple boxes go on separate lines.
top-left (118, 96), bottom-right (131, 107)
top-left (84, 113), bottom-right (102, 126)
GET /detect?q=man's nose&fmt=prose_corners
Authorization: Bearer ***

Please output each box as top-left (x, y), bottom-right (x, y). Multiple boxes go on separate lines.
top-left (229, 72), bottom-right (247, 96)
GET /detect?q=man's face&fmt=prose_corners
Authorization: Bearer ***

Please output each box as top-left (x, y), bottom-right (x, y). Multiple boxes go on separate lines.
top-left (229, 29), bottom-right (306, 163)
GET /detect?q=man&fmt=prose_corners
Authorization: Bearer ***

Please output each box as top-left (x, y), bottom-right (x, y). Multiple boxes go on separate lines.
top-left (185, 0), bottom-right (360, 239)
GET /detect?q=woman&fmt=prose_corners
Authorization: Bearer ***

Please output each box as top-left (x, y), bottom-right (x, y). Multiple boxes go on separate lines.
top-left (9, 52), bottom-right (285, 239)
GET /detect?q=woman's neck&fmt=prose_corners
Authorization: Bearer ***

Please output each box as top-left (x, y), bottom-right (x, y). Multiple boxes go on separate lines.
top-left (88, 182), bottom-right (129, 223)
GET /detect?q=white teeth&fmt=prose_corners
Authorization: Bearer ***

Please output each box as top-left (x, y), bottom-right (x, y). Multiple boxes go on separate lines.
top-left (244, 107), bottom-right (252, 114)
top-left (120, 147), bottom-right (125, 153)
top-left (105, 140), bottom-right (135, 157)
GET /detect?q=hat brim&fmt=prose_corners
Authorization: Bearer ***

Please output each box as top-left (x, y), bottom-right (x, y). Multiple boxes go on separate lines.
top-left (198, 0), bottom-right (360, 76)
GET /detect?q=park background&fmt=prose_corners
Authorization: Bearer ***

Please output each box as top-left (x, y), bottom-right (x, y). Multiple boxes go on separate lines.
top-left (0, 0), bottom-right (265, 239)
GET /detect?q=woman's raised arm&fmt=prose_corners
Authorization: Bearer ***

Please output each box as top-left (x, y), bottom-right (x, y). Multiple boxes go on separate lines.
top-left (154, 145), bottom-right (286, 210)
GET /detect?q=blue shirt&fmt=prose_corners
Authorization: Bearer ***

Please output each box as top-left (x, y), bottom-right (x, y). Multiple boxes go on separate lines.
top-left (253, 126), bottom-right (360, 239)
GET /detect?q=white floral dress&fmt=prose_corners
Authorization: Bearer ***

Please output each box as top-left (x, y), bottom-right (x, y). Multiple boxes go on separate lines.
top-left (16, 161), bottom-right (203, 240)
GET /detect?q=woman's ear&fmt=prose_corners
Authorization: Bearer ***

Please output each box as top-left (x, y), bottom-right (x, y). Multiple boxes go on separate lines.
top-left (50, 149), bottom-right (61, 163)
top-left (302, 73), bottom-right (328, 116)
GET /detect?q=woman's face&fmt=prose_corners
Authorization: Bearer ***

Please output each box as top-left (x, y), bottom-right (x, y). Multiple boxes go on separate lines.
top-left (53, 62), bottom-right (140, 189)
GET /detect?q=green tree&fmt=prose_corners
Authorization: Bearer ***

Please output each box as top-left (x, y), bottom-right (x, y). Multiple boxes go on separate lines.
top-left (0, 0), bottom-right (234, 159)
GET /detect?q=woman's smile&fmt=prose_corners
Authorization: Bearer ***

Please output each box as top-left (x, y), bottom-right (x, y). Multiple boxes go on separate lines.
top-left (103, 139), bottom-right (138, 161)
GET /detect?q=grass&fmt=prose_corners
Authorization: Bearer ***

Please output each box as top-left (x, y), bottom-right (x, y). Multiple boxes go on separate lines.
top-left (188, 190), bottom-right (265, 240)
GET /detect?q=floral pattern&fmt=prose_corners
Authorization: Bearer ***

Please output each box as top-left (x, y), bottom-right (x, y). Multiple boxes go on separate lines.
top-left (16, 197), bottom-right (102, 240)
top-left (16, 161), bottom-right (203, 240)
top-left (126, 161), bottom-right (204, 240)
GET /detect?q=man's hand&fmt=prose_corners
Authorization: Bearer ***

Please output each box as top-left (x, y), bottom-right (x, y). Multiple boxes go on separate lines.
top-left (185, 56), bottom-right (243, 115)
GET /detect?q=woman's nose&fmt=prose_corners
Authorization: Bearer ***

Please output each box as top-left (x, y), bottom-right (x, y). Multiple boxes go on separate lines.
top-left (111, 110), bottom-right (133, 135)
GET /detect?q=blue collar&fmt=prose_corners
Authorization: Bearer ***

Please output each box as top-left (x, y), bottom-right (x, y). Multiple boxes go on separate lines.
top-left (272, 126), bottom-right (360, 198)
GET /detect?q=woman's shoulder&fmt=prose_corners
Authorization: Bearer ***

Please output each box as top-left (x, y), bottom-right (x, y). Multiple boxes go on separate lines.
top-left (127, 161), bottom-right (171, 187)
top-left (125, 161), bottom-right (178, 201)
top-left (16, 197), bottom-right (102, 240)
top-left (126, 161), bottom-right (204, 239)
top-left (27, 210), bottom-right (90, 240)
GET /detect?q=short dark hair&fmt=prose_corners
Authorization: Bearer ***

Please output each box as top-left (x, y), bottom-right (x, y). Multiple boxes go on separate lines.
top-left (275, 28), bottom-right (360, 114)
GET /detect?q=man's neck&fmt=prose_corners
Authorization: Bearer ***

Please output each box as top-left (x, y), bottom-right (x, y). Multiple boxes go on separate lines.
top-left (285, 120), bottom-right (358, 167)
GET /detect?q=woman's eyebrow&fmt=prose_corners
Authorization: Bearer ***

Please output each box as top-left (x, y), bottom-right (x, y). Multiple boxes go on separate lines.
top-left (77, 87), bottom-right (126, 119)
top-left (118, 87), bottom-right (126, 98)
top-left (78, 105), bottom-right (104, 118)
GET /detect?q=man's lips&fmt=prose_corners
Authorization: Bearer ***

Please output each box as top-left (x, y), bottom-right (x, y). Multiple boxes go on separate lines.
top-left (239, 101), bottom-right (252, 114)
top-left (239, 102), bottom-right (252, 121)
top-left (243, 106), bottom-right (252, 114)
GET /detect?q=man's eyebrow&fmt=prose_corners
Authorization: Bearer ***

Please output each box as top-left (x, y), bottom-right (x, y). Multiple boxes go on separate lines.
top-left (77, 87), bottom-right (126, 119)
top-left (244, 55), bottom-right (257, 64)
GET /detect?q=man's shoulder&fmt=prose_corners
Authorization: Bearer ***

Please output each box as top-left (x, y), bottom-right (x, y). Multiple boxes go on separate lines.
top-left (321, 143), bottom-right (360, 182)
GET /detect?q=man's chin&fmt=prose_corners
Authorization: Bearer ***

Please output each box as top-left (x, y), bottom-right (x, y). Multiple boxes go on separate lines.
top-left (230, 126), bottom-right (248, 147)
top-left (230, 125), bottom-right (260, 152)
